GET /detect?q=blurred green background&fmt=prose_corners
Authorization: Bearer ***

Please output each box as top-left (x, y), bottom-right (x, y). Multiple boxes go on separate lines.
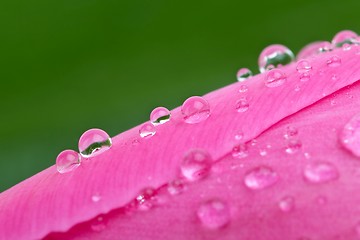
top-left (0, 0), bottom-right (359, 192)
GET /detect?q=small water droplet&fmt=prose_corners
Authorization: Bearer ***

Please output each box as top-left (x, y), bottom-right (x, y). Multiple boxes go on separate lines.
top-left (167, 179), bottom-right (185, 195)
top-left (250, 139), bottom-right (258, 146)
top-left (332, 30), bottom-right (359, 48)
top-left (259, 149), bottom-right (267, 156)
top-left (235, 98), bottom-right (249, 113)
top-left (296, 59), bottom-right (312, 73)
top-left (331, 74), bottom-right (339, 81)
top-left (181, 149), bottom-right (212, 181)
top-left (265, 69), bottom-right (287, 88)
top-left (299, 72), bottom-right (311, 82)
top-left (91, 216), bottom-right (106, 232)
top-left (182, 96), bottom-right (210, 124)
top-left (78, 129), bottom-right (112, 158)
top-left (285, 139), bottom-right (302, 154)
top-left (234, 131), bottom-right (244, 142)
top-left (330, 99), bottom-right (336, 106)
top-left (56, 150), bottom-right (81, 174)
top-left (258, 44), bottom-right (295, 72)
top-left (92, 194), bottom-right (101, 203)
top-left (139, 122), bottom-right (156, 138)
top-left (136, 187), bottom-right (158, 211)
top-left (278, 196), bottom-right (295, 212)
top-left (304, 152), bottom-right (311, 159)
top-left (244, 166), bottom-right (279, 190)
top-left (297, 41), bottom-right (332, 59)
top-left (327, 55), bottom-right (342, 68)
top-left (340, 113), bottom-right (360, 157)
top-left (304, 162), bottom-right (339, 184)
top-left (197, 199), bottom-right (230, 229)
top-left (239, 85), bottom-right (248, 93)
top-left (232, 143), bottom-right (249, 159)
top-left (284, 126), bottom-right (298, 139)
top-left (236, 68), bottom-right (253, 82)
top-left (150, 107), bottom-right (171, 125)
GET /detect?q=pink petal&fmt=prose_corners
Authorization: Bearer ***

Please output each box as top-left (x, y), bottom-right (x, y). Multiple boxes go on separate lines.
top-left (1, 46), bottom-right (360, 240)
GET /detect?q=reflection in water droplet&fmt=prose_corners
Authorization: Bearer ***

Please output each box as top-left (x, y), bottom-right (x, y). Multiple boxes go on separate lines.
top-left (79, 129), bottom-right (112, 158)
top-left (265, 69), bottom-right (287, 88)
top-left (235, 98), bottom-right (249, 113)
top-left (181, 149), bottom-right (212, 181)
top-left (326, 55), bottom-right (342, 68)
top-left (296, 59), bottom-right (312, 73)
top-left (182, 96), bottom-right (210, 124)
top-left (139, 122), bottom-right (156, 138)
top-left (150, 107), bottom-right (171, 125)
top-left (56, 150), bottom-right (81, 174)
top-left (232, 143), bottom-right (249, 159)
top-left (340, 113), bottom-right (360, 157)
top-left (236, 68), bottom-right (253, 82)
top-left (304, 162), bottom-right (339, 184)
top-left (332, 30), bottom-right (359, 47)
top-left (197, 199), bottom-right (230, 229)
top-left (244, 166), bottom-right (279, 190)
top-left (279, 196), bottom-right (295, 212)
top-left (258, 44), bottom-right (295, 72)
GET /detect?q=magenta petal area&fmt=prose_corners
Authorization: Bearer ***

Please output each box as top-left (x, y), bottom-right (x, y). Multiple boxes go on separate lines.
top-left (1, 46), bottom-right (360, 240)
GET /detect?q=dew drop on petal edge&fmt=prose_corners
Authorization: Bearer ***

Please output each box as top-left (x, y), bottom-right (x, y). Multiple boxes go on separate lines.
top-left (150, 107), bottom-right (171, 125)
top-left (139, 122), bottom-right (156, 138)
top-left (258, 44), bottom-right (295, 73)
top-left (244, 166), bottom-right (279, 190)
top-left (332, 30), bottom-right (359, 48)
top-left (56, 150), bottom-right (81, 174)
top-left (197, 199), bottom-right (230, 230)
top-left (78, 128), bottom-right (112, 158)
top-left (181, 96), bottom-right (210, 124)
top-left (265, 69), bottom-right (287, 88)
top-left (181, 149), bottom-right (212, 181)
top-left (303, 162), bottom-right (339, 184)
top-left (236, 68), bottom-right (253, 82)
top-left (297, 41), bottom-right (332, 59)
top-left (340, 113), bottom-right (360, 157)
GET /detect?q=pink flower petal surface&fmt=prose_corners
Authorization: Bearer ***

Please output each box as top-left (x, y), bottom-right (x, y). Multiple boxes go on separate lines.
top-left (1, 46), bottom-right (360, 240)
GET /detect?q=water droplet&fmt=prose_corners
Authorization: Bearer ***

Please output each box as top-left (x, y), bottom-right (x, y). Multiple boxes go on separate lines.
top-left (297, 41), bottom-right (332, 59)
top-left (239, 85), bottom-right (248, 93)
top-left (167, 179), bottom-right (185, 195)
top-left (285, 139), bottom-right (302, 154)
top-left (91, 194), bottom-right (101, 203)
top-left (181, 149), bottom-right (212, 181)
top-left (244, 166), bottom-right (279, 190)
top-left (136, 187), bottom-right (158, 211)
top-left (304, 162), bottom-right (339, 184)
top-left (327, 55), bottom-right (342, 68)
top-left (343, 43), bottom-right (352, 51)
top-left (91, 216), bottom-right (106, 232)
top-left (294, 85), bottom-right (301, 92)
top-left (181, 96), bottom-right (210, 124)
top-left (236, 68), bottom-right (253, 82)
top-left (139, 122), bottom-right (156, 138)
top-left (78, 129), bottom-right (112, 158)
top-left (284, 126), bottom-right (298, 139)
top-left (330, 99), bottom-right (336, 106)
top-left (258, 44), bottom-right (295, 72)
top-left (232, 143), bottom-right (249, 159)
top-left (56, 150), bottom-right (81, 174)
top-left (197, 199), bottom-right (230, 229)
top-left (150, 107), bottom-right (171, 125)
top-left (299, 72), bottom-right (311, 82)
top-left (250, 139), bottom-right (258, 146)
top-left (278, 196), bottom-right (295, 212)
top-left (340, 113), bottom-right (360, 157)
top-left (259, 149), bottom-right (267, 156)
top-left (296, 59), bottom-right (312, 73)
top-left (304, 152), bottom-right (311, 159)
top-left (332, 30), bottom-right (359, 48)
top-left (234, 131), bottom-right (244, 141)
top-left (235, 98), bottom-right (249, 113)
top-left (265, 69), bottom-right (287, 88)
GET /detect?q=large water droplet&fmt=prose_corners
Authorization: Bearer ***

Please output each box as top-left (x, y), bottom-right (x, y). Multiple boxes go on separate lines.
top-left (278, 196), bottom-right (295, 212)
top-left (297, 41), bottom-right (332, 59)
top-left (139, 122), bottom-right (156, 138)
top-left (332, 30), bottom-right (359, 47)
top-left (181, 149), bottom-right (212, 181)
top-left (303, 162), bottom-right (339, 184)
top-left (197, 199), bottom-right (230, 229)
top-left (235, 98), bottom-right (249, 113)
top-left (150, 107), bottom-right (171, 126)
top-left (78, 129), bottom-right (112, 158)
top-left (326, 55), bottom-right (342, 68)
top-left (258, 44), bottom-right (295, 72)
top-left (265, 69), bottom-right (287, 88)
top-left (244, 166), bottom-right (279, 190)
top-left (56, 150), bottom-right (81, 174)
top-left (236, 68), bottom-right (253, 82)
top-left (296, 59), bottom-right (312, 73)
top-left (340, 113), bottom-right (360, 157)
top-left (181, 96), bottom-right (210, 124)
